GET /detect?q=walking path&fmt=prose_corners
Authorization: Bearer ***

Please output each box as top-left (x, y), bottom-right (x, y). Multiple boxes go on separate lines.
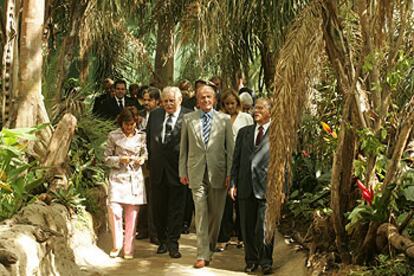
top-left (94, 231), bottom-right (308, 276)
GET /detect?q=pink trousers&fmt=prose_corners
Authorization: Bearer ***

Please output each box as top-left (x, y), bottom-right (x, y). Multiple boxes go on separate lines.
top-left (107, 202), bottom-right (140, 255)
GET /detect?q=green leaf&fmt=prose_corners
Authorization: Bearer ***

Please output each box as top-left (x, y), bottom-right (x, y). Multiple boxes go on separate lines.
top-left (402, 186), bottom-right (414, 202)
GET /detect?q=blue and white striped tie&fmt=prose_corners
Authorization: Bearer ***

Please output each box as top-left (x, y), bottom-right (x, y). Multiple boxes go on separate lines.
top-left (202, 112), bottom-right (212, 144)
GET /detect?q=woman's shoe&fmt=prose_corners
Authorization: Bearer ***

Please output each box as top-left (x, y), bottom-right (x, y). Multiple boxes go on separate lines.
top-left (109, 248), bottom-right (121, 258)
top-left (124, 254), bottom-right (133, 260)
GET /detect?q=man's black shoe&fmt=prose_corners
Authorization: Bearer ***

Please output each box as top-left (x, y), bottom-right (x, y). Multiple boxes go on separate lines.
top-left (156, 244), bottom-right (168, 254)
top-left (182, 225), bottom-right (190, 234)
top-left (169, 250), bottom-right (182, 258)
top-left (262, 265), bottom-right (273, 275)
top-left (150, 237), bottom-right (160, 245)
top-left (244, 264), bottom-right (258, 272)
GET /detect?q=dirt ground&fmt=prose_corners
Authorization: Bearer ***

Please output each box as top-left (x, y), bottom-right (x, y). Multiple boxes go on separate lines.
top-left (94, 230), bottom-right (308, 276)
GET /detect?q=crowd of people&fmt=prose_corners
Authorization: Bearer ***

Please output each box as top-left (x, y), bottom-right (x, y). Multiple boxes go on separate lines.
top-left (97, 76), bottom-right (274, 274)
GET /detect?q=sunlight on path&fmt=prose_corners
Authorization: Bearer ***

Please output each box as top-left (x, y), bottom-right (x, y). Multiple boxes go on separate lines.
top-left (92, 231), bottom-right (308, 276)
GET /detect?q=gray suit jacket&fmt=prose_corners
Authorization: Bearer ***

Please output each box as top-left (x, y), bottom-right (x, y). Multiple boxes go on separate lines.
top-left (179, 110), bottom-right (234, 189)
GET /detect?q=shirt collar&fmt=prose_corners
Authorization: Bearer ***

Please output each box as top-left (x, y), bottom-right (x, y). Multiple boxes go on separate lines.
top-left (166, 107), bottom-right (181, 118)
top-left (200, 109), bottom-right (214, 118)
top-left (256, 120), bottom-right (271, 132)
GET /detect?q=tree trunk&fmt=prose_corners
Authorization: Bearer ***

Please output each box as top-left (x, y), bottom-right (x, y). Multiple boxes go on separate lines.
top-left (153, 1), bottom-right (175, 88)
top-left (1, 0), bottom-right (18, 128)
top-left (260, 43), bottom-right (276, 94)
top-left (54, 0), bottom-right (88, 100)
top-left (14, 0), bottom-right (49, 128)
top-left (329, 92), bottom-right (356, 264)
top-left (377, 223), bottom-right (414, 259)
top-left (43, 113), bottom-right (77, 192)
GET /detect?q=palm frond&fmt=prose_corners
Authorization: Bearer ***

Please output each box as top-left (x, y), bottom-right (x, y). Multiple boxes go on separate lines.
top-left (265, 0), bottom-right (325, 241)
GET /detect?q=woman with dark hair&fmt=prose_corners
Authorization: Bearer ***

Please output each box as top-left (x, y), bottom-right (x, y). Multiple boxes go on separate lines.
top-left (216, 89), bottom-right (253, 251)
top-left (104, 107), bottom-right (148, 259)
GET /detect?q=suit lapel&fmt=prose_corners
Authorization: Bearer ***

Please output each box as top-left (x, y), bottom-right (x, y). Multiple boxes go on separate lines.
top-left (157, 109), bottom-right (166, 142)
top-left (191, 110), bottom-right (204, 145)
top-left (206, 110), bottom-right (219, 149)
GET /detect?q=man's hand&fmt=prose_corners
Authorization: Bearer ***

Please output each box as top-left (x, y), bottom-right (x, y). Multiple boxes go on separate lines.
top-left (229, 186), bottom-right (237, 201)
top-left (180, 176), bottom-right (189, 185)
top-left (225, 176), bottom-right (231, 189)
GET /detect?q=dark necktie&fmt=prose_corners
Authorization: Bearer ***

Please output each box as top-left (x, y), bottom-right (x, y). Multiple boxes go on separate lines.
top-left (118, 100), bottom-right (124, 110)
top-left (256, 126), bottom-right (264, 146)
top-left (164, 114), bottom-right (173, 143)
top-left (202, 112), bottom-right (212, 144)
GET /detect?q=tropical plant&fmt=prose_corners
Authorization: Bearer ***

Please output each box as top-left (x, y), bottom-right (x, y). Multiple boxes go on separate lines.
top-left (0, 126), bottom-right (47, 220)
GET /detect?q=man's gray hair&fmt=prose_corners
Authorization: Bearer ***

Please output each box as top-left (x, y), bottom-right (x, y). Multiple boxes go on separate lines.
top-left (162, 86), bottom-right (182, 100)
top-left (239, 92), bottom-right (253, 105)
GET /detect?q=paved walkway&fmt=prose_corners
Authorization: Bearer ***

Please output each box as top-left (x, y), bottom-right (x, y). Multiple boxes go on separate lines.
top-left (95, 231), bottom-right (308, 276)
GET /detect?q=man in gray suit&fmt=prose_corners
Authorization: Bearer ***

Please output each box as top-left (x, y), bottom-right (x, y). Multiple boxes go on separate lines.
top-left (179, 82), bottom-right (234, 269)
top-left (229, 98), bottom-right (274, 275)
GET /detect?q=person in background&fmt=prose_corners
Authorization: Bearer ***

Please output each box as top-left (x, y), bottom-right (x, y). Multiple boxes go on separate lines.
top-left (183, 79), bottom-right (205, 111)
top-left (104, 79), bottom-right (135, 121)
top-left (129, 83), bottom-right (144, 111)
top-left (239, 92), bottom-right (254, 115)
top-left (239, 87), bottom-right (256, 106)
top-left (136, 87), bottom-right (160, 244)
top-left (229, 98), bottom-right (274, 275)
top-left (139, 87), bottom-right (161, 130)
top-left (104, 108), bottom-right (148, 259)
top-left (216, 89), bottom-right (253, 252)
top-left (92, 78), bottom-right (114, 119)
top-left (146, 86), bottom-right (191, 258)
top-left (179, 82), bottom-right (234, 269)
top-left (178, 79), bottom-right (194, 102)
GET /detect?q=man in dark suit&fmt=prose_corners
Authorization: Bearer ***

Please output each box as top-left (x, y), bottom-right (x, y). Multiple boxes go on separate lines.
top-left (179, 83), bottom-right (234, 268)
top-left (92, 78), bottom-right (114, 118)
top-left (103, 79), bottom-right (135, 120)
top-left (229, 97), bottom-right (274, 275)
top-left (139, 87), bottom-right (161, 130)
top-left (146, 86), bottom-right (191, 258)
top-left (135, 86), bottom-right (161, 243)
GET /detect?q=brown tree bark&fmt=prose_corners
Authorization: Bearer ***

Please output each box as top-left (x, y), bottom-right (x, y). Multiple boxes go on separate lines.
top-left (153, 1), bottom-right (175, 88)
top-left (260, 43), bottom-right (276, 93)
top-left (1, 0), bottom-right (19, 127)
top-left (377, 223), bottom-right (414, 259)
top-left (54, 0), bottom-right (88, 100)
top-left (322, 1), bottom-right (357, 263)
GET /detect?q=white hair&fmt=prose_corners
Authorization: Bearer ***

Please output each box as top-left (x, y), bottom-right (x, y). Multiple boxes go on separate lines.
top-left (162, 86), bottom-right (182, 100)
top-left (239, 92), bottom-right (253, 105)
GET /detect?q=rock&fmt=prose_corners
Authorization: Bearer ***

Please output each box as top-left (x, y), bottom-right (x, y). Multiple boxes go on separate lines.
top-left (0, 249), bottom-right (17, 266)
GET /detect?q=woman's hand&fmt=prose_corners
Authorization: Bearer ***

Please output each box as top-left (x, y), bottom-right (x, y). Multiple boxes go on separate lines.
top-left (134, 157), bottom-right (145, 166)
top-left (119, 156), bottom-right (130, 165)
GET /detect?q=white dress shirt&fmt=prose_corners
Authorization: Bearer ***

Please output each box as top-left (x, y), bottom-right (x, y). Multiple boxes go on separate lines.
top-left (162, 107), bottom-right (181, 143)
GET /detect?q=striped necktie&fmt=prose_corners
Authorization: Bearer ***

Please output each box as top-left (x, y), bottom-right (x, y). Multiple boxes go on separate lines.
top-left (202, 112), bottom-right (212, 144)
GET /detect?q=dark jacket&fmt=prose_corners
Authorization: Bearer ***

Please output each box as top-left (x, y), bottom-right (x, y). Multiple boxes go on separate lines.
top-left (231, 124), bottom-right (270, 200)
top-left (146, 107), bottom-right (191, 186)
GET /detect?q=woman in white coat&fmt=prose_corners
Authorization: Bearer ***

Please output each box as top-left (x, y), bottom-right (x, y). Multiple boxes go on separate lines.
top-left (104, 108), bottom-right (148, 259)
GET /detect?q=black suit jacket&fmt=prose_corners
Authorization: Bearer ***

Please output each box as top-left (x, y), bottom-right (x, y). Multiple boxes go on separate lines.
top-left (231, 124), bottom-right (270, 200)
top-left (146, 107), bottom-right (191, 186)
top-left (104, 96), bottom-right (135, 120)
